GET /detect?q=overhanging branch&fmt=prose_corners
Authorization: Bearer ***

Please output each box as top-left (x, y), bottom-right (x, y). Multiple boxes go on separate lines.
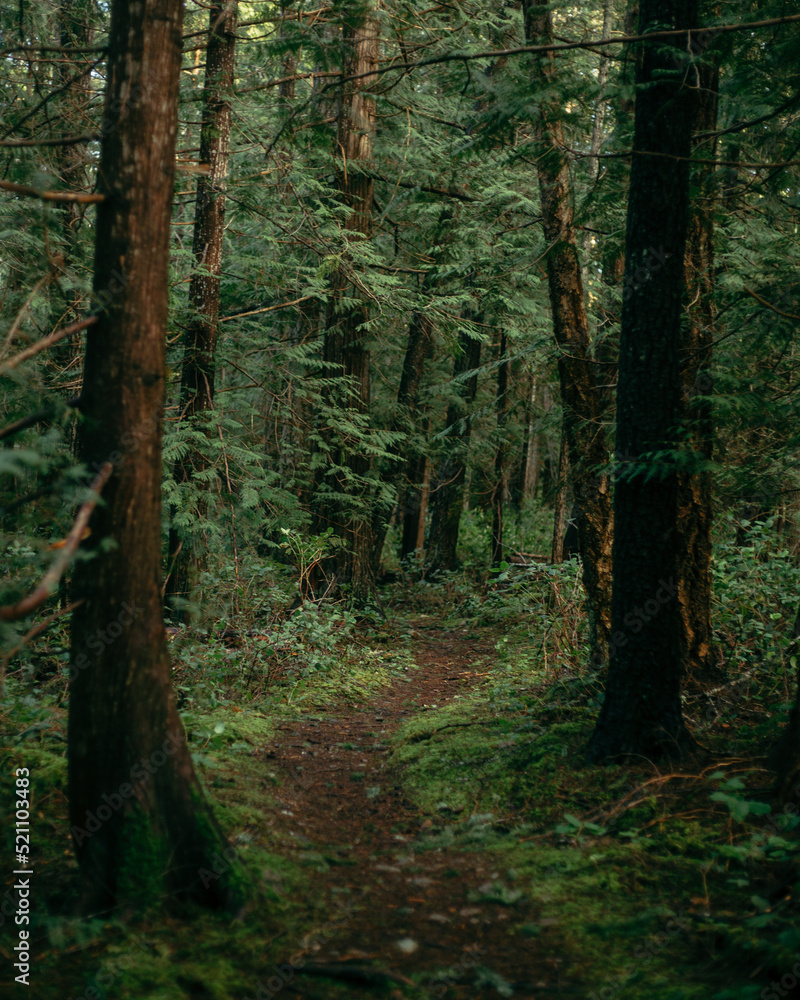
top-left (0, 463), bottom-right (113, 623)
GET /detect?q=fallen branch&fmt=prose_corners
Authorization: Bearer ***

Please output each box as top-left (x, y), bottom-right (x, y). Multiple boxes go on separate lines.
top-left (0, 463), bottom-right (112, 623)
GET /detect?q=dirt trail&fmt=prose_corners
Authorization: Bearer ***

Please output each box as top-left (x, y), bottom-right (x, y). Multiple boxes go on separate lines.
top-left (264, 623), bottom-right (571, 999)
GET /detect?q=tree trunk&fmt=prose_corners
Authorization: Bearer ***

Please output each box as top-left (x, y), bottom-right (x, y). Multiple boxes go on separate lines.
top-left (491, 331), bottom-right (510, 566)
top-left (426, 329), bottom-right (481, 574)
top-left (68, 0), bottom-right (237, 914)
top-left (524, 0), bottom-right (614, 664)
top-left (314, 6), bottom-right (380, 605)
top-left (676, 55), bottom-right (718, 680)
top-left (774, 605), bottom-right (800, 804)
top-left (405, 455), bottom-right (431, 562)
top-left (518, 378), bottom-right (549, 505)
top-left (587, 0), bottom-right (697, 762)
top-left (551, 420), bottom-right (569, 565)
top-left (374, 210), bottom-right (454, 571)
top-left (165, 2), bottom-right (237, 620)
top-left (586, 0), bottom-right (615, 181)
top-left (373, 306), bottom-right (434, 570)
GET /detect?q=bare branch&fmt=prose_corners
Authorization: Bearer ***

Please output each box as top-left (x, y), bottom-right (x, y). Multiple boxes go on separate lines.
top-left (0, 133), bottom-right (99, 147)
top-left (0, 179), bottom-right (104, 203)
top-left (234, 13), bottom-right (800, 96)
top-left (0, 600), bottom-right (83, 696)
top-left (0, 58), bottom-right (103, 140)
top-left (743, 285), bottom-right (800, 322)
top-left (0, 396), bottom-right (82, 444)
top-left (220, 294), bottom-right (317, 323)
top-left (0, 463), bottom-right (113, 623)
top-left (0, 315), bottom-right (98, 374)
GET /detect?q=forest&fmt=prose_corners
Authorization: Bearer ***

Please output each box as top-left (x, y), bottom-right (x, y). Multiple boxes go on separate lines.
top-left (2, 0), bottom-right (800, 997)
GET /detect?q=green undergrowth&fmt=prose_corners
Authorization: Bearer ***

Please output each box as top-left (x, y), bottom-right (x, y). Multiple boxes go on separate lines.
top-left (169, 601), bottom-right (417, 713)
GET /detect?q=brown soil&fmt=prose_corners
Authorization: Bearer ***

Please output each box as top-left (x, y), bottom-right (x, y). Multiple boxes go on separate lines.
top-left (262, 622), bottom-right (574, 999)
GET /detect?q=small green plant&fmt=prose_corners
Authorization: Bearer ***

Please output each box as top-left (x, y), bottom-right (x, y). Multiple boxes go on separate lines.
top-left (278, 526), bottom-right (345, 602)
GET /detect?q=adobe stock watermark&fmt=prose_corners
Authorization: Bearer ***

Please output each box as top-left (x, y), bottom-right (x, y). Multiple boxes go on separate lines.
top-left (69, 729), bottom-right (189, 848)
top-left (89, 266), bottom-right (129, 315)
top-left (99, 69), bottom-right (157, 137)
top-left (672, 24), bottom-right (724, 70)
top-left (588, 576), bottom-right (680, 669)
top-left (588, 910), bottom-right (691, 1000)
top-left (69, 601), bottom-right (144, 681)
top-left (64, 933), bottom-right (150, 1000)
top-left (427, 942), bottom-right (485, 997)
top-left (621, 246), bottom-right (671, 302)
top-left (237, 899), bottom-right (355, 1000)
top-left (760, 953), bottom-right (800, 999)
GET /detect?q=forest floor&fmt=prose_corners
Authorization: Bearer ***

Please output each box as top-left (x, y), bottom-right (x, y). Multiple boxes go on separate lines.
top-left (3, 575), bottom-right (799, 1000)
top-left (263, 619), bottom-right (571, 998)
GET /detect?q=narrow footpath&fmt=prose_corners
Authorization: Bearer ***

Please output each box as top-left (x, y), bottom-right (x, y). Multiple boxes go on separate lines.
top-left (263, 623), bottom-right (572, 999)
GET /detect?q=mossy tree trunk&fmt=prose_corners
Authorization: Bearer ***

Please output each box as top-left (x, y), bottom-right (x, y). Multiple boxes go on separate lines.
top-left (676, 51), bottom-right (718, 680)
top-left (587, 0), bottom-right (697, 762)
top-left (165, 2), bottom-right (237, 621)
top-left (68, 0), bottom-right (238, 914)
top-left (551, 418), bottom-right (569, 565)
top-left (523, 0), bottom-right (614, 665)
top-left (518, 376), bottom-right (548, 505)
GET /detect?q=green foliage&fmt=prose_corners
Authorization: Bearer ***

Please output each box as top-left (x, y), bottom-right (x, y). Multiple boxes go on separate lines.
top-left (711, 517), bottom-right (799, 706)
top-left (3, 1), bottom-right (800, 996)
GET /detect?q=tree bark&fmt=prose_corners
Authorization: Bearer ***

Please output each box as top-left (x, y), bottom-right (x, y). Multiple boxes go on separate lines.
top-left (518, 377), bottom-right (549, 505)
top-left (373, 306), bottom-right (434, 569)
top-left (586, 0), bottom-right (615, 181)
top-left (551, 419), bottom-right (569, 565)
top-left (406, 454), bottom-right (432, 562)
top-left (165, 2), bottom-right (237, 620)
top-left (68, 0), bottom-right (237, 914)
top-left (774, 605), bottom-right (800, 804)
top-left (676, 54), bottom-right (718, 680)
top-left (523, 0), bottom-right (614, 664)
top-left (426, 329), bottom-right (481, 574)
top-left (314, 5), bottom-right (380, 604)
top-left (587, 0), bottom-right (698, 762)
top-left (491, 331), bottom-right (510, 566)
